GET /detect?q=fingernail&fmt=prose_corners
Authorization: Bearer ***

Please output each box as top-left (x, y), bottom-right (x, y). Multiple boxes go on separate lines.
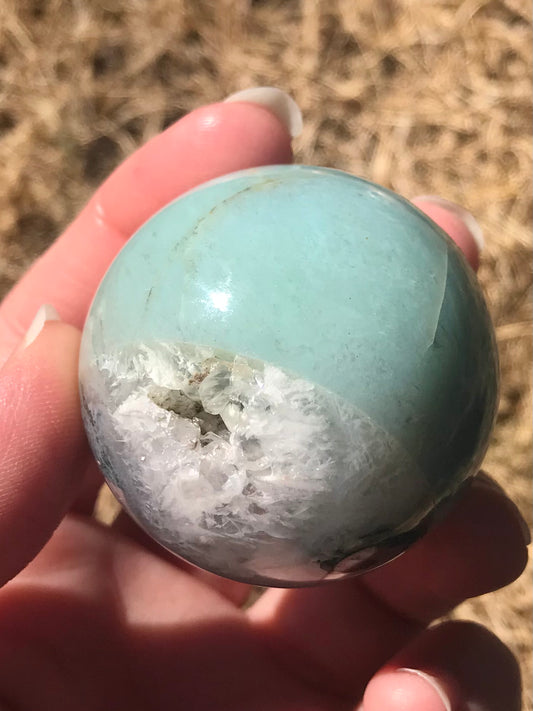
top-left (23, 304), bottom-right (60, 348)
top-left (398, 669), bottom-right (452, 711)
top-left (413, 196), bottom-right (484, 252)
top-left (224, 87), bottom-right (303, 138)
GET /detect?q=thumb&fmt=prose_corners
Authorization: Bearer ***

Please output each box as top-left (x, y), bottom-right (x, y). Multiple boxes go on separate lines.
top-left (0, 308), bottom-right (89, 586)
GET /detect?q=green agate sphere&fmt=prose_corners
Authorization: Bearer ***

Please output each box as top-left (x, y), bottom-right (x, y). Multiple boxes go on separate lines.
top-left (79, 165), bottom-right (498, 586)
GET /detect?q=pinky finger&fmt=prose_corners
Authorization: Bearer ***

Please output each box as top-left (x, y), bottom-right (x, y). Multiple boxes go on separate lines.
top-left (362, 621), bottom-right (521, 711)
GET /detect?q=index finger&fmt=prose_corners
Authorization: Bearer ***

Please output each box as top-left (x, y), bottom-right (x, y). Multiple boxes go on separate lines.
top-left (0, 100), bottom-right (293, 365)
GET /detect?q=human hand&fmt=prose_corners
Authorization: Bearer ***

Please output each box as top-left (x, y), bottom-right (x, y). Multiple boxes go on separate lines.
top-left (0, 90), bottom-right (528, 711)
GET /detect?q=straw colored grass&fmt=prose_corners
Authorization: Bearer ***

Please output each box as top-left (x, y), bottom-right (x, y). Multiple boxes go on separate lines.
top-left (1, 0), bottom-right (531, 705)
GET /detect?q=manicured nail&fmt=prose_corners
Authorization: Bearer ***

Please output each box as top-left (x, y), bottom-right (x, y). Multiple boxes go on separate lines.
top-left (398, 669), bottom-right (452, 711)
top-left (413, 196), bottom-right (484, 252)
top-left (23, 304), bottom-right (60, 348)
top-left (224, 87), bottom-right (303, 138)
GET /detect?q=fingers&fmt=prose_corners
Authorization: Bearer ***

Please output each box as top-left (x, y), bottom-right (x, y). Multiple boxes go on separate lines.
top-left (0, 101), bottom-right (293, 365)
top-left (112, 510), bottom-right (252, 607)
top-left (363, 621), bottom-right (521, 711)
top-left (412, 196), bottom-right (483, 272)
top-left (248, 478), bottom-right (528, 701)
top-left (0, 320), bottom-right (90, 586)
top-left (0, 516), bottom-right (334, 711)
top-left (360, 476), bottom-right (529, 623)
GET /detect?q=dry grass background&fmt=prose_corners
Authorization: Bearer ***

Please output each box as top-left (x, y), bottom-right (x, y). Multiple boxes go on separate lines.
top-left (0, 0), bottom-right (531, 705)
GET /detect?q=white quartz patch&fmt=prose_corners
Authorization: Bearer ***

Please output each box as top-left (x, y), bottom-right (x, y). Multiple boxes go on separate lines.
top-left (81, 342), bottom-right (431, 582)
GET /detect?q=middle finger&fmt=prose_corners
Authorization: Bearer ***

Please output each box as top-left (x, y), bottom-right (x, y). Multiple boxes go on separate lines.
top-left (248, 477), bottom-right (528, 702)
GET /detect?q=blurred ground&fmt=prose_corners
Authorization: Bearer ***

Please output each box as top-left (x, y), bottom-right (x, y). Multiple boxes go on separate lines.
top-left (0, 0), bottom-right (531, 705)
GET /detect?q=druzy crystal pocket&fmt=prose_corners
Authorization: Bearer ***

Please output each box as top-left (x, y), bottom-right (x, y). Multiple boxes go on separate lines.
top-left (80, 165), bottom-right (498, 586)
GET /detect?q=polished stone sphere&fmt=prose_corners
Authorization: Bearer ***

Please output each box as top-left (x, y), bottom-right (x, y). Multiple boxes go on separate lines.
top-left (79, 165), bottom-right (498, 586)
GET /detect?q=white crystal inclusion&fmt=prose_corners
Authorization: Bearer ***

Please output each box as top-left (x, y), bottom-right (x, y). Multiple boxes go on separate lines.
top-left (81, 342), bottom-right (431, 583)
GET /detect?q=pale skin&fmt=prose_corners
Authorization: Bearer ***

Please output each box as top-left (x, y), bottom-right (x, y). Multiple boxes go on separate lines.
top-left (0, 101), bottom-right (529, 710)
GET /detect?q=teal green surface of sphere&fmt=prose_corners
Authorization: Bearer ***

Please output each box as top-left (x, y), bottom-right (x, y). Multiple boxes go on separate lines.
top-left (80, 165), bottom-right (498, 586)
